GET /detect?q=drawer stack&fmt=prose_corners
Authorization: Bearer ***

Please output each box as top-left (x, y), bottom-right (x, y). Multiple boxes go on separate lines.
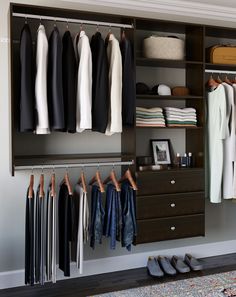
top-left (135, 168), bottom-right (205, 244)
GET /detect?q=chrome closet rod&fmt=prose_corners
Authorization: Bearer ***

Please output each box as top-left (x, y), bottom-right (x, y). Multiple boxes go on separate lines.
top-left (12, 12), bottom-right (134, 29)
top-left (205, 69), bottom-right (236, 74)
top-left (15, 160), bottom-right (134, 171)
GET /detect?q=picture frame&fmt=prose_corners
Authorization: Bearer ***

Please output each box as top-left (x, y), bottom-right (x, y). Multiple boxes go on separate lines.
top-left (150, 139), bottom-right (171, 165)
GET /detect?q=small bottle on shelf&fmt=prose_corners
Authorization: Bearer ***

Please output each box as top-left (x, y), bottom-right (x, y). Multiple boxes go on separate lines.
top-left (188, 152), bottom-right (193, 168)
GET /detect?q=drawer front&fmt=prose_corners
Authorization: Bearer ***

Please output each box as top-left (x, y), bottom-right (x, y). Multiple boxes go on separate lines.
top-left (137, 169), bottom-right (204, 196)
top-left (136, 214), bottom-right (204, 244)
top-left (136, 192), bottom-right (204, 219)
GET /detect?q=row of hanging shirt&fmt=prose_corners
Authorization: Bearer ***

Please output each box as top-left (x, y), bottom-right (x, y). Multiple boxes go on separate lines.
top-left (206, 74), bottom-right (236, 203)
top-left (19, 22), bottom-right (135, 135)
top-left (25, 168), bottom-right (137, 286)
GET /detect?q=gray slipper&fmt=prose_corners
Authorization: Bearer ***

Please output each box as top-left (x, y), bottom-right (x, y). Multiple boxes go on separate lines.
top-left (171, 255), bottom-right (190, 273)
top-left (184, 253), bottom-right (203, 271)
top-left (147, 256), bottom-right (164, 278)
top-left (158, 256), bottom-right (177, 276)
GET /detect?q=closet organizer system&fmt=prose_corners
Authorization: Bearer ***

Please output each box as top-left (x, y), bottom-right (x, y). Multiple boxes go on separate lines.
top-left (10, 3), bottom-right (236, 271)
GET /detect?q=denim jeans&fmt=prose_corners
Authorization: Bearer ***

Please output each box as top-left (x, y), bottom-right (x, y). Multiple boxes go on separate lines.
top-left (121, 181), bottom-right (137, 251)
top-left (90, 185), bottom-right (105, 249)
top-left (104, 184), bottom-right (122, 249)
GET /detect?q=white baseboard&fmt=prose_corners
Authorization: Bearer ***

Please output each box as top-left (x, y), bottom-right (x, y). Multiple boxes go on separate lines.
top-left (1, 239), bottom-right (236, 290)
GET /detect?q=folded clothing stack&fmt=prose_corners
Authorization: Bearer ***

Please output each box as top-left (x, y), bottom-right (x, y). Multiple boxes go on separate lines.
top-left (165, 107), bottom-right (197, 127)
top-left (136, 107), bottom-right (165, 127)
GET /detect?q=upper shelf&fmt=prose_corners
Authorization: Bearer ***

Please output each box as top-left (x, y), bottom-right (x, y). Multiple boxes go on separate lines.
top-left (136, 58), bottom-right (203, 68)
top-left (205, 62), bottom-right (236, 71)
top-left (136, 95), bottom-right (203, 100)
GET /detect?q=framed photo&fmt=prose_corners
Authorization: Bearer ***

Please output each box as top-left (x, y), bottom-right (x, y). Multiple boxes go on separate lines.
top-left (150, 139), bottom-right (171, 165)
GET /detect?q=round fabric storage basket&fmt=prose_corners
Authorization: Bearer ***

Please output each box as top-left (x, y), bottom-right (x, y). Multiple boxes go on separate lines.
top-left (143, 36), bottom-right (185, 60)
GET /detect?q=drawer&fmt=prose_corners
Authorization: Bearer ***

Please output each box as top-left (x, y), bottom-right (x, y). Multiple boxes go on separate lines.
top-left (136, 192), bottom-right (204, 219)
top-left (136, 214), bottom-right (204, 244)
top-left (136, 168), bottom-right (204, 196)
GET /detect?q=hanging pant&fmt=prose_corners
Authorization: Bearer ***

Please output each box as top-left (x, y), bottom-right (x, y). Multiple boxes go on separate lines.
top-left (25, 188), bottom-right (35, 285)
top-left (46, 185), bottom-right (57, 283)
top-left (35, 186), bottom-right (45, 285)
top-left (120, 181), bottom-right (137, 251)
top-left (58, 183), bottom-right (73, 277)
top-left (90, 185), bottom-right (105, 249)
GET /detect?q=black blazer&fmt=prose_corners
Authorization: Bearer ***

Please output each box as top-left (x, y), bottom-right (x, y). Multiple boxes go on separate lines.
top-left (20, 24), bottom-right (35, 132)
top-left (90, 32), bottom-right (109, 133)
top-left (47, 27), bottom-right (65, 131)
top-left (62, 31), bottom-right (77, 133)
top-left (120, 37), bottom-right (135, 126)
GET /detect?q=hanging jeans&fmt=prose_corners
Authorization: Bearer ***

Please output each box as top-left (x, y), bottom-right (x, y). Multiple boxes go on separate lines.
top-left (104, 184), bottom-right (122, 249)
top-left (121, 181), bottom-right (137, 251)
top-left (25, 188), bottom-right (35, 285)
top-left (90, 185), bottom-right (105, 249)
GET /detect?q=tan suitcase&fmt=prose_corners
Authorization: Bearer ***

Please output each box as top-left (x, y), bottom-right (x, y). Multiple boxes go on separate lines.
top-left (207, 45), bottom-right (236, 64)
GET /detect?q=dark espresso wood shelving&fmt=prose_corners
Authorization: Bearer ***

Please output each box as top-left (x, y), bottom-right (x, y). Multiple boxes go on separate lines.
top-left (205, 62), bottom-right (236, 71)
top-left (136, 94), bottom-right (203, 100)
top-left (136, 57), bottom-right (203, 68)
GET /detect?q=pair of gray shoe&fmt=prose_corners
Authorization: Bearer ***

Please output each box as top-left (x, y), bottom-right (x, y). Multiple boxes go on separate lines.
top-left (147, 254), bottom-right (203, 277)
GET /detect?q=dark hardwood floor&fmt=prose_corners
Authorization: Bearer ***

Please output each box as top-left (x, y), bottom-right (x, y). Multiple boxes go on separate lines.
top-left (1, 253), bottom-right (236, 297)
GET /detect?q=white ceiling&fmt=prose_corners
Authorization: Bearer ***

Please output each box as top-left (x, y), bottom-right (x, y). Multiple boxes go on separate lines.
top-left (186, 0), bottom-right (236, 8)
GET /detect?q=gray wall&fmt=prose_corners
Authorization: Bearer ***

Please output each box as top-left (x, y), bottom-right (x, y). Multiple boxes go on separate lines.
top-left (1, 0), bottom-right (236, 273)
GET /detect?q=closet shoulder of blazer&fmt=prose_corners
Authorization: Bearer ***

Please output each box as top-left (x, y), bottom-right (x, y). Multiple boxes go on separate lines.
top-left (106, 34), bottom-right (122, 136)
top-left (35, 24), bottom-right (50, 135)
top-left (90, 32), bottom-right (109, 133)
top-left (20, 24), bottom-right (35, 132)
top-left (62, 30), bottom-right (77, 133)
top-left (47, 27), bottom-right (65, 131)
top-left (120, 37), bottom-right (135, 126)
top-left (76, 30), bottom-right (92, 133)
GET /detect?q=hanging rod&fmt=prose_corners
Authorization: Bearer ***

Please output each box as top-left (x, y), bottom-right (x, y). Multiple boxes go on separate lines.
top-left (205, 69), bottom-right (236, 74)
top-left (14, 160), bottom-right (134, 171)
top-left (12, 12), bottom-right (134, 29)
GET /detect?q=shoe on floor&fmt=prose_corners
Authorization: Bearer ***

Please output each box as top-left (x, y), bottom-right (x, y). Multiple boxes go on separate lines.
top-left (158, 256), bottom-right (177, 276)
top-left (184, 253), bottom-right (203, 271)
top-left (171, 255), bottom-right (190, 273)
top-left (147, 256), bottom-right (164, 278)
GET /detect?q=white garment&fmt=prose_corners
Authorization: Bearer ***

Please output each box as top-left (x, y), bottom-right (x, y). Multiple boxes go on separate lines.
top-left (75, 185), bottom-right (89, 274)
top-left (222, 83), bottom-right (235, 199)
top-left (232, 85), bottom-right (236, 198)
top-left (35, 25), bottom-right (50, 134)
top-left (76, 31), bottom-right (92, 132)
top-left (207, 84), bottom-right (227, 203)
top-left (106, 34), bottom-right (122, 136)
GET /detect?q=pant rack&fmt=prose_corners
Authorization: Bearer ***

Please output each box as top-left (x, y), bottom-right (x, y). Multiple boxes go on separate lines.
top-left (14, 160), bottom-right (134, 171)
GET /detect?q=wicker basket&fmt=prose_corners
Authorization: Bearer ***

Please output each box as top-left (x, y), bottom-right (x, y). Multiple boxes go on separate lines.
top-left (143, 36), bottom-right (185, 60)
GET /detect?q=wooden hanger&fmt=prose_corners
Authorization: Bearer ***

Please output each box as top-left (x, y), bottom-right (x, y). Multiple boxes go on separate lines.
top-left (89, 170), bottom-right (105, 193)
top-left (64, 172), bottom-right (73, 195)
top-left (51, 173), bottom-right (56, 197)
top-left (121, 30), bottom-right (126, 40)
top-left (103, 169), bottom-right (121, 192)
top-left (28, 174), bottom-right (34, 199)
top-left (206, 74), bottom-right (219, 89)
top-left (224, 74), bottom-right (233, 85)
top-left (39, 173), bottom-right (44, 198)
top-left (216, 74), bottom-right (223, 84)
top-left (119, 168), bottom-right (138, 191)
top-left (78, 170), bottom-right (87, 193)
top-left (231, 76), bottom-right (236, 84)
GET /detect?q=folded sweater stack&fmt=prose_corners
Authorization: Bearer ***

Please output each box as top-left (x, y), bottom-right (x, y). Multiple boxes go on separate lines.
top-left (136, 107), bottom-right (165, 127)
top-left (165, 107), bottom-right (197, 127)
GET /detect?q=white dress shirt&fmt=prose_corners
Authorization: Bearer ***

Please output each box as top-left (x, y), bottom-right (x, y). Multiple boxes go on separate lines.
top-left (106, 33), bottom-right (123, 136)
top-left (76, 31), bottom-right (92, 132)
top-left (35, 24), bottom-right (50, 134)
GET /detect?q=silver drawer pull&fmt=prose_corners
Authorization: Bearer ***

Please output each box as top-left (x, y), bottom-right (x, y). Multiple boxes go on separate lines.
top-left (170, 203), bottom-right (176, 208)
top-left (170, 226), bottom-right (176, 231)
top-left (170, 179), bottom-right (176, 185)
